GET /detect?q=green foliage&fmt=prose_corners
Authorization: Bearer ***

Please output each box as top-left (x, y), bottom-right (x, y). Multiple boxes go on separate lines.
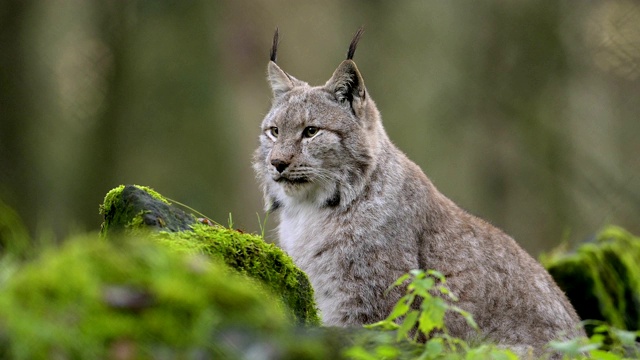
top-left (549, 321), bottom-right (640, 359)
top-left (543, 226), bottom-right (640, 332)
top-left (346, 268), bottom-right (640, 360)
top-left (0, 234), bottom-right (288, 359)
top-left (257, 212), bottom-right (270, 239)
top-left (367, 270), bottom-right (477, 341)
top-left (4, 192), bottom-right (640, 359)
top-left (348, 269), bottom-right (518, 360)
top-left (154, 222), bottom-right (321, 326)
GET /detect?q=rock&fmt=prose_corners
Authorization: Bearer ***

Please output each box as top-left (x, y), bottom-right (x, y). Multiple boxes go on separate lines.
top-left (0, 234), bottom-right (290, 358)
top-left (543, 226), bottom-right (640, 332)
top-left (100, 184), bottom-right (196, 234)
top-left (99, 184), bottom-right (320, 326)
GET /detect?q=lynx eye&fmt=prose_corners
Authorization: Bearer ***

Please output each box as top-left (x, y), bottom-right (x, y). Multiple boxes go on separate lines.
top-left (268, 127), bottom-right (279, 139)
top-left (303, 126), bottom-right (319, 138)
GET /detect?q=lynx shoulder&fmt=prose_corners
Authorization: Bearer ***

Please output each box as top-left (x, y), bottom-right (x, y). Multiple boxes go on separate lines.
top-left (253, 28), bottom-right (585, 356)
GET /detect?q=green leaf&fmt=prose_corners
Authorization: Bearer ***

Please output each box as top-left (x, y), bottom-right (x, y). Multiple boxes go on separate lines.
top-left (548, 338), bottom-right (584, 355)
top-left (492, 349), bottom-right (520, 360)
top-left (423, 296), bottom-right (446, 311)
top-left (343, 346), bottom-right (377, 360)
top-left (611, 328), bottom-right (638, 345)
top-left (397, 310), bottom-right (419, 341)
top-left (577, 342), bottom-right (602, 353)
top-left (387, 297), bottom-right (410, 320)
top-left (410, 269), bottom-right (425, 278)
top-left (441, 333), bottom-right (469, 353)
top-left (439, 286), bottom-right (459, 301)
top-left (375, 344), bottom-right (401, 358)
top-left (390, 273), bottom-right (411, 288)
top-left (450, 306), bottom-right (478, 331)
top-left (411, 277), bottom-right (435, 298)
top-left (589, 334), bottom-right (605, 345)
top-left (418, 302), bottom-right (447, 335)
top-left (427, 269), bottom-right (445, 283)
top-left (590, 349), bottom-right (623, 360)
top-left (593, 324), bottom-right (609, 334)
top-left (364, 319), bottom-right (399, 331)
top-left (419, 337), bottom-right (444, 360)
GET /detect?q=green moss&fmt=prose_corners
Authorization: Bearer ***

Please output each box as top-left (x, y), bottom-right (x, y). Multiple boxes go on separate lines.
top-left (0, 234), bottom-right (288, 359)
top-left (543, 226), bottom-right (640, 331)
top-left (99, 185), bottom-right (320, 326)
top-left (100, 185), bottom-right (195, 235)
top-left (155, 222), bottom-right (321, 326)
top-left (101, 184), bottom-right (169, 211)
top-left (100, 184), bottom-right (175, 236)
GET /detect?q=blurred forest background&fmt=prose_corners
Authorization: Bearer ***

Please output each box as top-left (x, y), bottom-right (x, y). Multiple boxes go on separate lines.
top-left (1, 1), bottom-right (639, 255)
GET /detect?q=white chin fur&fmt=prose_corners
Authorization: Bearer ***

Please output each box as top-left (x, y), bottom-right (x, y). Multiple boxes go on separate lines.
top-left (274, 179), bottom-right (336, 208)
top-left (279, 181), bottom-right (312, 197)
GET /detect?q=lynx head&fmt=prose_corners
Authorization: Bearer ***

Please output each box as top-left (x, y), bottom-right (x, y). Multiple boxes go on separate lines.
top-left (253, 28), bottom-right (386, 212)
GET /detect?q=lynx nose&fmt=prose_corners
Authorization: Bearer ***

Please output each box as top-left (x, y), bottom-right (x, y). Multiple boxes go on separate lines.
top-left (271, 159), bottom-right (290, 173)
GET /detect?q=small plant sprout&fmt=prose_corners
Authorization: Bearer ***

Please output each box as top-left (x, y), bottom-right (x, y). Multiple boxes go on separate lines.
top-left (367, 269), bottom-right (478, 342)
top-left (227, 213), bottom-right (234, 229)
top-left (257, 212), bottom-right (270, 239)
top-left (350, 270), bottom-right (517, 359)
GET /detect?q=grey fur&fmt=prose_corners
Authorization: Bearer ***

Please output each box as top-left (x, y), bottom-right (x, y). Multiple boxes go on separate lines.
top-left (253, 31), bottom-right (585, 358)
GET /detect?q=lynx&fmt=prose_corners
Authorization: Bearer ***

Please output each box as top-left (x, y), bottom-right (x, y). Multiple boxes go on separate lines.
top-left (253, 28), bottom-right (585, 356)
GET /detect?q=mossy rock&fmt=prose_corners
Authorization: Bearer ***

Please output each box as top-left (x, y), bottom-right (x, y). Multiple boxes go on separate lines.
top-left (0, 234), bottom-right (289, 359)
top-left (100, 184), bottom-right (192, 234)
top-left (99, 185), bottom-right (320, 326)
top-left (543, 226), bottom-right (640, 332)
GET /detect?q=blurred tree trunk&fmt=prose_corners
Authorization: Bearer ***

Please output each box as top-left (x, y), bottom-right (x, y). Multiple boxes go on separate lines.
top-left (74, 2), bottom-right (131, 230)
top-left (0, 1), bottom-right (38, 236)
top-left (75, 1), bottom-right (233, 232)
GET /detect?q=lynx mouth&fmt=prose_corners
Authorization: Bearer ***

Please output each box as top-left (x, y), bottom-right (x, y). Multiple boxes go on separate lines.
top-left (275, 176), bottom-right (310, 185)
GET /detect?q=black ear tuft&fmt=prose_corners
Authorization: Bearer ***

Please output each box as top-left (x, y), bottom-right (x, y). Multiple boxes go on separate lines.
top-left (346, 27), bottom-right (364, 60)
top-left (270, 27), bottom-right (279, 63)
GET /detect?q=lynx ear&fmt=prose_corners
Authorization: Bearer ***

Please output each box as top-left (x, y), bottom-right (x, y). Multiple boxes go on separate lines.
top-left (325, 60), bottom-right (366, 113)
top-left (267, 28), bottom-right (305, 98)
top-left (325, 27), bottom-right (367, 114)
top-left (267, 61), bottom-right (296, 98)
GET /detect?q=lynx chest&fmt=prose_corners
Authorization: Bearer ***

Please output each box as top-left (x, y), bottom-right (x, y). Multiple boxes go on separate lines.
top-left (278, 204), bottom-right (334, 260)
